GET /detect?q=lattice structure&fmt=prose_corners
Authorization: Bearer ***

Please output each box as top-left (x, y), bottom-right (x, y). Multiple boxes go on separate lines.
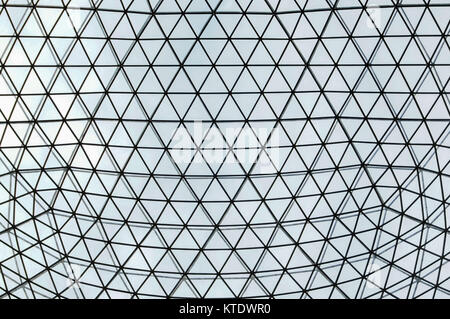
top-left (0, 0), bottom-right (449, 299)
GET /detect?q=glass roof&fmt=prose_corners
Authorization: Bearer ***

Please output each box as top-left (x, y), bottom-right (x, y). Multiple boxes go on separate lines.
top-left (0, 0), bottom-right (449, 299)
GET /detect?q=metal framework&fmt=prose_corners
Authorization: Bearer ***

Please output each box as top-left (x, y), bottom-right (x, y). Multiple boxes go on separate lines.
top-left (0, 0), bottom-right (449, 299)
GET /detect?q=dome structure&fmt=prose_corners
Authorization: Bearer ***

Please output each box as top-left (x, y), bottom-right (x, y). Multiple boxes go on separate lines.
top-left (0, 0), bottom-right (449, 299)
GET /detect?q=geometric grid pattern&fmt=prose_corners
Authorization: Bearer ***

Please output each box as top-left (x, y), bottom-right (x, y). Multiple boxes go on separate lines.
top-left (0, 0), bottom-right (449, 299)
